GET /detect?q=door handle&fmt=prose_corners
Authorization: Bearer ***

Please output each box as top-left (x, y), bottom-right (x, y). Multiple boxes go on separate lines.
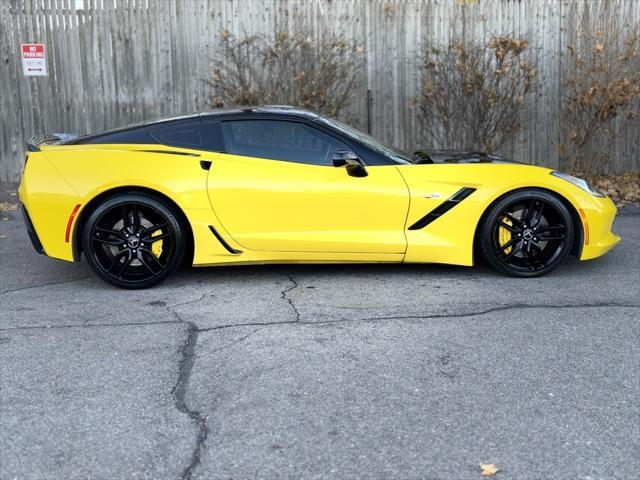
top-left (200, 160), bottom-right (212, 171)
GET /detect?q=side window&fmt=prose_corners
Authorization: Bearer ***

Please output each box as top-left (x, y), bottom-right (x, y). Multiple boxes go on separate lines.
top-left (151, 123), bottom-right (203, 149)
top-left (221, 120), bottom-right (348, 166)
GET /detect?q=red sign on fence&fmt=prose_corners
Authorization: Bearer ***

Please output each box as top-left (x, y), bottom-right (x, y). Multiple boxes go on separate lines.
top-left (21, 43), bottom-right (47, 76)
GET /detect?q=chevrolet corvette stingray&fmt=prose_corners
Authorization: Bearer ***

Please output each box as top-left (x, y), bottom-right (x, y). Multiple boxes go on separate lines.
top-left (19, 106), bottom-right (620, 288)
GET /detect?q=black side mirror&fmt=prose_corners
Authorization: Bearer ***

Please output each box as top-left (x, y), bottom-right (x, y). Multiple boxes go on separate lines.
top-left (332, 150), bottom-right (368, 177)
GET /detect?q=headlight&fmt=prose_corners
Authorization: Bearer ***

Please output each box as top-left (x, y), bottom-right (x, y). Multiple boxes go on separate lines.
top-left (550, 171), bottom-right (605, 197)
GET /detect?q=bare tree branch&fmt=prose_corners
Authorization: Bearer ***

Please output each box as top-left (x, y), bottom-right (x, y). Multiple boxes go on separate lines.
top-left (415, 36), bottom-right (537, 153)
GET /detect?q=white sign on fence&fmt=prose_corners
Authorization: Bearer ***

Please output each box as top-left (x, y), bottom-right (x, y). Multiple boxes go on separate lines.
top-left (21, 43), bottom-right (47, 76)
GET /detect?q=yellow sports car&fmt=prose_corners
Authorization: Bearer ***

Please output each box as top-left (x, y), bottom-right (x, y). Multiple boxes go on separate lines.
top-left (19, 106), bottom-right (620, 288)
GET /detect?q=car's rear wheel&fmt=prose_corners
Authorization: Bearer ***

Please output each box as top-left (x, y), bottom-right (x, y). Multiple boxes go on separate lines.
top-left (479, 189), bottom-right (574, 277)
top-left (82, 193), bottom-right (185, 289)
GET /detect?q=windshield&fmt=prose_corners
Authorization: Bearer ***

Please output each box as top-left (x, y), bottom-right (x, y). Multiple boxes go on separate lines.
top-left (315, 117), bottom-right (413, 164)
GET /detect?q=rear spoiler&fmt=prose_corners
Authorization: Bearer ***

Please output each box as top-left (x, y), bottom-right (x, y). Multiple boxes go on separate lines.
top-left (26, 133), bottom-right (78, 152)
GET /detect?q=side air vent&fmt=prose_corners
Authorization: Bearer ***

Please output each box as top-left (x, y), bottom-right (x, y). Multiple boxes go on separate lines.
top-left (408, 187), bottom-right (476, 230)
top-left (208, 226), bottom-right (242, 254)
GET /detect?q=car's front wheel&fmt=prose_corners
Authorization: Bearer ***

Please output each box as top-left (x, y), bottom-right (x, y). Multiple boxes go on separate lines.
top-left (478, 189), bottom-right (575, 277)
top-left (82, 193), bottom-right (186, 289)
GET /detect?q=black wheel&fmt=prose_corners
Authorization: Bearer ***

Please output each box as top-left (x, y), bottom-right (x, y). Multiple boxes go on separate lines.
top-left (479, 189), bottom-right (574, 277)
top-left (82, 193), bottom-right (186, 289)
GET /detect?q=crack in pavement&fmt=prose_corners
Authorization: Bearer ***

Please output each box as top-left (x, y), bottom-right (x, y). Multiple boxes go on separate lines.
top-left (281, 274), bottom-right (301, 322)
top-left (358, 301), bottom-right (639, 322)
top-left (196, 301), bottom-right (639, 332)
top-left (169, 313), bottom-right (209, 480)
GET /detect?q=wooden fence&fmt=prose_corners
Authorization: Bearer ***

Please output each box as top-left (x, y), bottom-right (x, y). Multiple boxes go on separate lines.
top-left (1, 0), bottom-right (639, 181)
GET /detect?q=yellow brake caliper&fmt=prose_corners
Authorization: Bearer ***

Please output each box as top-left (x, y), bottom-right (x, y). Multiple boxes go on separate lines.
top-left (150, 229), bottom-right (163, 258)
top-left (498, 216), bottom-right (513, 254)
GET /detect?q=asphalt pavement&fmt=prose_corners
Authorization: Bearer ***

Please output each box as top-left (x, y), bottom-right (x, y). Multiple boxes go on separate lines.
top-left (1, 195), bottom-right (639, 480)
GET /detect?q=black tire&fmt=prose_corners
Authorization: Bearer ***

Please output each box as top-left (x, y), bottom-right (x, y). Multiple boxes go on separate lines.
top-left (478, 189), bottom-right (575, 277)
top-left (82, 193), bottom-right (186, 289)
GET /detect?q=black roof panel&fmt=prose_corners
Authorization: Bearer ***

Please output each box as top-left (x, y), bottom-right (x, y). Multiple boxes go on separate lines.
top-left (67, 106), bottom-right (318, 144)
top-left (200, 105), bottom-right (319, 121)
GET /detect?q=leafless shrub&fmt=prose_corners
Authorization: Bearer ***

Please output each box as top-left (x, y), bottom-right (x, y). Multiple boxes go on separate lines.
top-left (415, 36), bottom-right (537, 153)
top-left (207, 30), bottom-right (364, 119)
top-left (558, 26), bottom-right (640, 174)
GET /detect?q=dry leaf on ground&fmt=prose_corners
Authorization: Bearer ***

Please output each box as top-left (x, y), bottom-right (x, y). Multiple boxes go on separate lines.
top-left (480, 463), bottom-right (500, 476)
top-left (0, 202), bottom-right (18, 212)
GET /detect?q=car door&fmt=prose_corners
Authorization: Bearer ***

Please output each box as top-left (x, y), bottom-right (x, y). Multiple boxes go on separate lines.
top-left (206, 119), bottom-right (409, 254)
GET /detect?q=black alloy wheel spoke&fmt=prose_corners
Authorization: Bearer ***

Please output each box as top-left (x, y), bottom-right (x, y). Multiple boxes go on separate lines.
top-left (524, 199), bottom-right (540, 226)
top-left (96, 226), bottom-right (123, 238)
top-left (530, 241), bottom-right (544, 258)
top-left (121, 204), bottom-right (129, 229)
top-left (522, 200), bottom-right (533, 224)
top-left (535, 202), bottom-right (544, 226)
top-left (142, 222), bottom-right (168, 234)
top-left (106, 250), bottom-right (128, 273)
top-left (116, 252), bottom-right (133, 279)
top-left (529, 201), bottom-right (544, 226)
top-left (131, 204), bottom-right (140, 229)
top-left (141, 231), bottom-right (171, 242)
top-left (495, 237), bottom-right (518, 254)
top-left (138, 251), bottom-right (160, 276)
top-left (93, 235), bottom-right (125, 246)
top-left (501, 243), bottom-right (522, 262)
top-left (537, 233), bottom-right (566, 241)
top-left (525, 240), bottom-right (533, 256)
top-left (536, 225), bottom-right (564, 233)
top-left (504, 212), bottom-right (523, 227)
top-left (145, 250), bottom-right (166, 271)
top-left (140, 250), bottom-right (166, 276)
top-left (497, 219), bottom-right (519, 233)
